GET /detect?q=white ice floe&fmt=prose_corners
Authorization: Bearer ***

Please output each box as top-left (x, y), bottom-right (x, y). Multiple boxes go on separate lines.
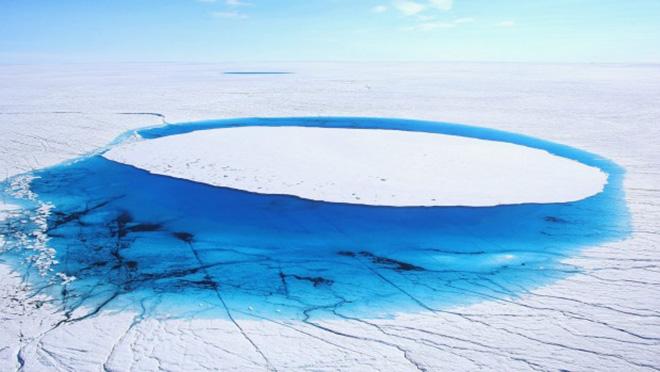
top-left (0, 202), bottom-right (18, 221)
top-left (104, 126), bottom-right (607, 207)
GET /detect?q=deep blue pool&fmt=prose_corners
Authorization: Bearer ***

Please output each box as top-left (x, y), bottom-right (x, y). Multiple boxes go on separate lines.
top-left (0, 117), bottom-right (629, 320)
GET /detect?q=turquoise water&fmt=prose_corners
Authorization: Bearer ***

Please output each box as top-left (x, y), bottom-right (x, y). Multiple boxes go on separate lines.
top-left (0, 117), bottom-right (629, 320)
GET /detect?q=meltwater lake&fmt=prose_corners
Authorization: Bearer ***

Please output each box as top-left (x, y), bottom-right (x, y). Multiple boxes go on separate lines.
top-left (0, 117), bottom-right (629, 320)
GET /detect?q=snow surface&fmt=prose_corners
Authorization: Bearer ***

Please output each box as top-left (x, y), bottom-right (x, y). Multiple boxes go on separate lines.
top-left (1, 62), bottom-right (660, 371)
top-left (104, 126), bottom-right (607, 207)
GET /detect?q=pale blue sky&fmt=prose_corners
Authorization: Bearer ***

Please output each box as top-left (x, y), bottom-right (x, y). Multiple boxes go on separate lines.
top-left (1, 0), bottom-right (659, 63)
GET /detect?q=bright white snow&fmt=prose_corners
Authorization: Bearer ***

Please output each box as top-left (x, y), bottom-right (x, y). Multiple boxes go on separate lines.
top-left (1, 62), bottom-right (659, 371)
top-left (104, 126), bottom-right (607, 207)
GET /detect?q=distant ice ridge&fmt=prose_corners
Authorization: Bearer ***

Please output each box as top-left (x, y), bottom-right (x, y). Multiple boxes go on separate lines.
top-left (105, 126), bottom-right (608, 207)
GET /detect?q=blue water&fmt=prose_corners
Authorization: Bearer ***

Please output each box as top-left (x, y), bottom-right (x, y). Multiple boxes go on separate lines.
top-left (0, 117), bottom-right (629, 320)
top-left (224, 71), bottom-right (292, 75)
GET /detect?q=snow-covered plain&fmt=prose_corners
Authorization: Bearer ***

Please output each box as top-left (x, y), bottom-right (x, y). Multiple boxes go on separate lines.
top-left (104, 126), bottom-right (607, 207)
top-left (1, 62), bottom-right (660, 371)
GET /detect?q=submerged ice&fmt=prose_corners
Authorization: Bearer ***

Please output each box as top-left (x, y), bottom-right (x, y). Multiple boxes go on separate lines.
top-left (0, 117), bottom-right (629, 320)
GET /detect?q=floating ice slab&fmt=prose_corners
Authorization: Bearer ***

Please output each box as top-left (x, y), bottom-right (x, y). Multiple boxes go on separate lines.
top-left (105, 126), bottom-right (607, 207)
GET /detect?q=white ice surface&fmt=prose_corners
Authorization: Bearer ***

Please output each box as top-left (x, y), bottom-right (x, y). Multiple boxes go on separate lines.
top-left (104, 126), bottom-right (606, 207)
top-left (0, 201), bottom-right (17, 220)
top-left (1, 62), bottom-right (660, 371)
